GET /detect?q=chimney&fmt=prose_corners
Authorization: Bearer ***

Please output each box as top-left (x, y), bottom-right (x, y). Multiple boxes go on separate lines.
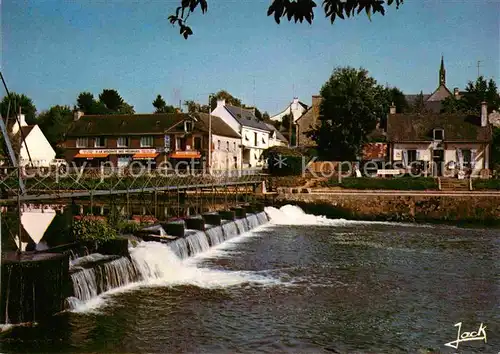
top-left (217, 99), bottom-right (226, 107)
top-left (389, 102), bottom-right (396, 115)
top-left (73, 110), bottom-right (84, 121)
top-left (454, 87), bottom-right (460, 97)
top-left (311, 95), bottom-right (322, 108)
top-left (292, 97), bottom-right (299, 109)
top-left (11, 114), bottom-right (27, 134)
top-left (481, 101), bottom-right (488, 127)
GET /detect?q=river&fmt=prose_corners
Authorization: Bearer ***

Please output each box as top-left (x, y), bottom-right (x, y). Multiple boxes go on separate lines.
top-left (1, 205), bottom-right (499, 353)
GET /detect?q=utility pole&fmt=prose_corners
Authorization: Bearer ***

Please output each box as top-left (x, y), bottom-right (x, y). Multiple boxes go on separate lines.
top-left (477, 60), bottom-right (482, 78)
top-left (208, 94), bottom-right (213, 175)
top-left (17, 105), bottom-right (22, 255)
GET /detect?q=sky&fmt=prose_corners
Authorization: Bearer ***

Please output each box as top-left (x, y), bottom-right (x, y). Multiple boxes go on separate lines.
top-left (1, 0), bottom-right (499, 116)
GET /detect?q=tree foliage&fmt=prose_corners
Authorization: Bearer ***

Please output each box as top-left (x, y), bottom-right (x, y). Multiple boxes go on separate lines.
top-left (37, 105), bottom-right (74, 156)
top-left (184, 100), bottom-right (209, 113)
top-left (76, 89), bottom-right (135, 115)
top-left (441, 76), bottom-right (500, 115)
top-left (153, 94), bottom-right (176, 113)
top-left (307, 66), bottom-right (389, 161)
top-left (169, 0), bottom-right (404, 39)
top-left (0, 92), bottom-right (37, 125)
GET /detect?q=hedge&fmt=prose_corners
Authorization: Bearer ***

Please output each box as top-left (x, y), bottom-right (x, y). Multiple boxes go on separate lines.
top-left (321, 177), bottom-right (439, 190)
top-left (473, 179), bottom-right (500, 190)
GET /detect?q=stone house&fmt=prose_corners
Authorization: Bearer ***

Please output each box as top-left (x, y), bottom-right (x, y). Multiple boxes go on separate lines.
top-left (387, 102), bottom-right (493, 177)
top-left (294, 95), bottom-right (322, 147)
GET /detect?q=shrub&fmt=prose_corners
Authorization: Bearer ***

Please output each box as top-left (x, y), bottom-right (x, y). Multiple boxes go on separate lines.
top-left (322, 177), bottom-right (438, 190)
top-left (72, 216), bottom-right (117, 245)
top-left (473, 179), bottom-right (500, 190)
top-left (262, 146), bottom-right (306, 176)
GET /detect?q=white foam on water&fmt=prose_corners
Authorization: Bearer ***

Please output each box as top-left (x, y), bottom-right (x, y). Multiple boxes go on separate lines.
top-left (265, 204), bottom-right (430, 227)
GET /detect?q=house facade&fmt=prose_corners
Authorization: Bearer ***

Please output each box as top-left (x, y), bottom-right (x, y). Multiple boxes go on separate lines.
top-left (387, 102), bottom-right (492, 177)
top-left (295, 95), bottom-right (322, 147)
top-left (193, 113), bottom-right (242, 171)
top-left (12, 114), bottom-right (56, 167)
top-left (269, 97), bottom-right (309, 123)
top-left (211, 100), bottom-right (276, 168)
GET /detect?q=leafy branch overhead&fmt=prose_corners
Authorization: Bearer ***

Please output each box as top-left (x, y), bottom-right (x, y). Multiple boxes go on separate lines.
top-left (169, 0), bottom-right (404, 39)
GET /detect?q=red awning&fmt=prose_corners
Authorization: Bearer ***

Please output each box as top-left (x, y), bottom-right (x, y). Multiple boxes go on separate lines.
top-left (170, 151), bottom-right (201, 159)
top-left (132, 153), bottom-right (159, 160)
top-left (74, 153), bottom-right (109, 158)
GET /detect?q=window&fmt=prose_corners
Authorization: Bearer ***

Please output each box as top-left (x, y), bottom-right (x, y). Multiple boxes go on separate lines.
top-left (175, 137), bottom-right (182, 150)
top-left (94, 137), bottom-right (106, 148)
top-left (262, 137), bottom-right (266, 144)
top-left (76, 137), bottom-right (88, 148)
top-left (194, 137), bottom-right (202, 150)
top-left (217, 140), bottom-right (221, 150)
top-left (117, 137), bottom-right (129, 147)
top-left (140, 136), bottom-right (154, 147)
top-left (254, 132), bottom-right (258, 146)
top-left (233, 142), bottom-right (236, 151)
top-left (184, 121), bottom-right (193, 133)
top-left (226, 141), bottom-right (229, 151)
top-left (408, 150), bottom-right (417, 163)
top-left (462, 149), bottom-right (472, 168)
top-left (433, 129), bottom-right (444, 141)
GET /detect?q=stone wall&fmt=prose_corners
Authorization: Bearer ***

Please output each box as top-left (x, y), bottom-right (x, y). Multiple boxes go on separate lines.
top-left (274, 193), bottom-right (500, 224)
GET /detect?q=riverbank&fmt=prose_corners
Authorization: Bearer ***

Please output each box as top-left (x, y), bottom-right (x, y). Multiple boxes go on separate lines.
top-left (270, 192), bottom-right (500, 225)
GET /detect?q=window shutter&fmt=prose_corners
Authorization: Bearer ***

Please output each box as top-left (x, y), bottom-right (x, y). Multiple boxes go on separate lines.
top-left (416, 150), bottom-right (421, 160)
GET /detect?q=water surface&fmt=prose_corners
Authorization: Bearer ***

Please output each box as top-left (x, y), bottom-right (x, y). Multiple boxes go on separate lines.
top-left (1, 206), bottom-right (499, 353)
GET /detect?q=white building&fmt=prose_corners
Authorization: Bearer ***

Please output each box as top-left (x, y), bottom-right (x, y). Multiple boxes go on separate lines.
top-left (265, 123), bottom-right (288, 147)
top-left (194, 113), bottom-right (242, 171)
top-left (212, 100), bottom-right (276, 168)
top-left (387, 103), bottom-right (492, 177)
top-left (12, 114), bottom-right (56, 167)
top-left (270, 97), bottom-right (309, 123)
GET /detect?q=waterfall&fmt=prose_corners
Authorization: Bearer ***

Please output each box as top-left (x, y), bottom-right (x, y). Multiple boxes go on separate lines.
top-left (185, 231), bottom-right (211, 256)
top-left (222, 222), bottom-right (239, 240)
top-left (235, 218), bottom-right (250, 234)
top-left (246, 214), bottom-right (260, 229)
top-left (69, 256), bottom-right (140, 304)
top-left (65, 209), bottom-right (271, 311)
top-left (206, 226), bottom-right (225, 247)
top-left (169, 237), bottom-right (190, 259)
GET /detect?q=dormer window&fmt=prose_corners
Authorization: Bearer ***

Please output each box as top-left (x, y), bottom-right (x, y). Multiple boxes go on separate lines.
top-left (184, 121), bottom-right (193, 133)
top-left (433, 129), bottom-right (444, 141)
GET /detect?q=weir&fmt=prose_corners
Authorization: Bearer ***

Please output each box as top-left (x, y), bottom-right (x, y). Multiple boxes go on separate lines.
top-left (63, 210), bottom-right (269, 311)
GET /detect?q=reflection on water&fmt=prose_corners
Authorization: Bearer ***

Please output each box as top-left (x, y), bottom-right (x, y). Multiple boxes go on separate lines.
top-left (1, 206), bottom-right (499, 353)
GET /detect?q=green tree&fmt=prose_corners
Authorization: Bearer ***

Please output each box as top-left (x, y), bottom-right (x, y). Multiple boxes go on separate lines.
top-left (169, 0), bottom-right (403, 39)
top-left (0, 93), bottom-right (37, 125)
top-left (210, 90), bottom-right (243, 110)
top-left (492, 127), bottom-right (500, 173)
top-left (262, 111), bottom-right (270, 121)
top-left (442, 76), bottom-right (500, 114)
top-left (37, 105), bottom-right (74, 156)
top-left (153, 94), bottom-right (176, 113)
top-left (99, 89), bottom-right (125, 112)
top-left (386, 87), bottom-right (409, 113)
top-left (184, 100), bottom-right (209, 113)
top-left (76, 92), bottom-right (95, 112)
top-left (307, 66), bottom-right (388, 160)
top-left (408, 91), bottom-right (426, 114)
top-left (118, 102), bottom-right (136, 114)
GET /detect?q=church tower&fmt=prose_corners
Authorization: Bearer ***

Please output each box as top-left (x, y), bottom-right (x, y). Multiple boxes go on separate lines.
top-left (439, 56), bottom-right (446, 87)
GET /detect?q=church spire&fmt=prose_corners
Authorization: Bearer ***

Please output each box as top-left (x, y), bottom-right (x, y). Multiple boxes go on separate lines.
top-left (439, 56), bottom-right (446, 86)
